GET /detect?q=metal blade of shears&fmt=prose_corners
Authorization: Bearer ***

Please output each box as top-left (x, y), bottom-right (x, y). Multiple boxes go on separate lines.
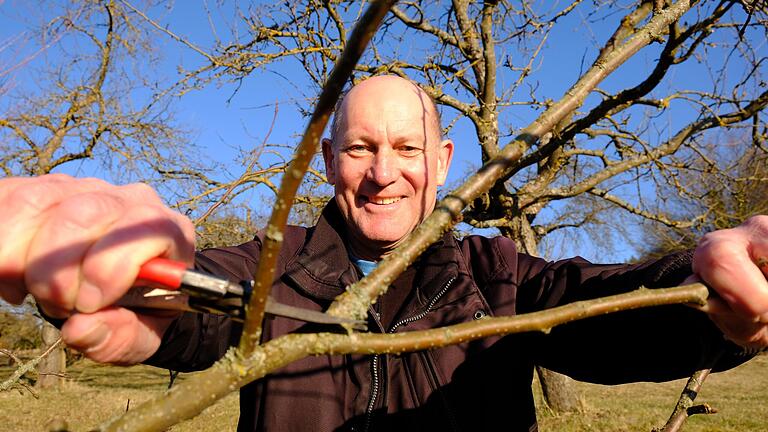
top-left (118, 258), bottom-right (366, 329)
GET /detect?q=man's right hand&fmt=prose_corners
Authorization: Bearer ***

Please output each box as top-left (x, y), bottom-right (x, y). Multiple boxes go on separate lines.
top-left (0, 174), bottom-right (195, 364)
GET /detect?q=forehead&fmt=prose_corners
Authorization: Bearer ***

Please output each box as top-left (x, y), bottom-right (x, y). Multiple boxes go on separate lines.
top-left (338, 79), bottom-right (439, 141)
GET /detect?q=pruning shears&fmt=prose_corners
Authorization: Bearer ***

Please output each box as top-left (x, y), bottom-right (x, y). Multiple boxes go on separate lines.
top-left (117, 257), bottom-right (365, 329)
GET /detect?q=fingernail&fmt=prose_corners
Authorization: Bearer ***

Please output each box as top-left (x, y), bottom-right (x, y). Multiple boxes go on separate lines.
top-left (76, 281), bottom-right (103, 313)
top-left (70, 321), bottom-right (110, 351)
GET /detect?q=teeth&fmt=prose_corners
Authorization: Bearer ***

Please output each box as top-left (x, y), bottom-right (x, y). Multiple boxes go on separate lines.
top-left (371, 197), bottom-right (401, 205)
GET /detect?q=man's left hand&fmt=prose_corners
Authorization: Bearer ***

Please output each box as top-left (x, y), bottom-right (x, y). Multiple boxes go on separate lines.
top-left (690, 215), bottom-right (768, 349)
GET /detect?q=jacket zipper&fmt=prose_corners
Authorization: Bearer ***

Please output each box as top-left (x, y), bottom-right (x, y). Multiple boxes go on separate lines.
top-left (363, 276), bottom-right (457, 432)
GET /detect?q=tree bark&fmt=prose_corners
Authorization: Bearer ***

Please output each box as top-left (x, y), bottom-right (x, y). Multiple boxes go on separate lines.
top-left (536, 366), bottom-right (581, 412)
top-left (36, 321), bottom-right (65, 389)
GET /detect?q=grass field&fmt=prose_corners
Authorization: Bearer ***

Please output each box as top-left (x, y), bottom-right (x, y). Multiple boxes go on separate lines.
top-left (1, 354), bottom-right (767, 431)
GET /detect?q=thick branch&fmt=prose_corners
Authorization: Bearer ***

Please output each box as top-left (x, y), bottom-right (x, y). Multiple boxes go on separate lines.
top-left (239, 0), bottom-right (396, 352)
top-left (552, 2), bottom-right (731, 155)
top-left (326, 0), bottom-right (698, 322)
top-left (478, 0), bottom-right (500, 159)
top-left (451, 0), bottom-right (485, 87)
top-left (523, 89), bottom-right (768, 210)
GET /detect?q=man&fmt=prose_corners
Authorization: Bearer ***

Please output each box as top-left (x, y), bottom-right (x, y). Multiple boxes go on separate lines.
top-left (1, 75), bottom-right (767, 431)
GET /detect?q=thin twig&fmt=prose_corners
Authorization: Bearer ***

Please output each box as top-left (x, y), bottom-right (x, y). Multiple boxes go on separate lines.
top-left (0, 337), bottom-right (63, 393)
top-left (0, 348), bottom-right (21, 364)
top-left (119, 0), bottom-right (215, 62)
top-left (193, 102), bottom-right (279, 226)
top-left (657, 348), bottom-right (725, 432)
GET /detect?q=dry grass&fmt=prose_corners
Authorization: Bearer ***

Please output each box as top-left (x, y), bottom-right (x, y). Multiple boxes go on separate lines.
top-left (536, 354), bottom-right (768, 432)
top-left (0, 360), bottom-right (238, 431)
top-left (0, 354), bottom-right (766, 431)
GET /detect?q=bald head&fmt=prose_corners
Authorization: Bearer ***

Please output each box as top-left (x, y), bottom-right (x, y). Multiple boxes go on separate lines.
top-left (329, 76), bottom-right (442, 146)
top-left (320, 74), bottom-right (454, 260)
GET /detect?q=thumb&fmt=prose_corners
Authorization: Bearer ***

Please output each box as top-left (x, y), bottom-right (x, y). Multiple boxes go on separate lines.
top-left (61, 307), bottom-right (176, 365)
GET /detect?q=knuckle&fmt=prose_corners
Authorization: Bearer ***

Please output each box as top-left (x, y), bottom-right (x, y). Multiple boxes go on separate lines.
top-left (45, 173), bottom-right (74, 181)
top-left (692, 239), bottom-right (724, 272)
top-left (40, 173), bottom-right (74, 184)
top-left (745, 215), bottom-right (768, 235)
top-left (119, 182), bottom-right (162, 203)
top-left (172, 212), bottom-right (196, 242)
top-left (26, 268), bottom-right (78, 312)
top-left (5, 181), bottom-right (61, 214)
top-left (52, 192), bottom-right (124, 232)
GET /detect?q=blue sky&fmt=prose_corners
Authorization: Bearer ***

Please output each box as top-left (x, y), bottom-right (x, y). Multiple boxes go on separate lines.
top-left (1, 2), bottom-right (764, 262)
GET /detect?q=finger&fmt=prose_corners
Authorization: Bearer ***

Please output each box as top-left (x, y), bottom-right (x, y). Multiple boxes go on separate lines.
top-left (25, 191), bottom-right (125, 313)
top-left (693, 229), bottom-right (768, 320)
top-left (704, 297), bottom-right (768, 348)
top-left (77, 202), bottom-right (194, 313)
top-left (61, 307), bottom-right (176, 365)
top-left (0, 175), bottom-right (117, 309)
top-left (23, 181), bottom-right (194, 314)
top-left (113, 183), bottom-right (196, 253)
top-left (0, 175), bottom-right (113, 274)
top-left (0, 175), bottom-right (110, 286)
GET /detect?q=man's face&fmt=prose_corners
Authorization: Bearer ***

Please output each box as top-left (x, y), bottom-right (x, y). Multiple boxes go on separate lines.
top-left (322, 76), bottom-right (453, 260)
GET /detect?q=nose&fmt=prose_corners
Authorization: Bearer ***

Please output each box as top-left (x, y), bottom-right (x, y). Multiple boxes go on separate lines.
top-left (366, 148), bottom-right (398, 186)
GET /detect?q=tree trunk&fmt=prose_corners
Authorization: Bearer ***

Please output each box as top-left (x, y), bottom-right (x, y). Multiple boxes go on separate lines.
top-left (503, 215), bottom-right (582, 413)
top-left (36, 321), bottom-right (65, 389)
top-left (536, 366), bottom-right (581, 412)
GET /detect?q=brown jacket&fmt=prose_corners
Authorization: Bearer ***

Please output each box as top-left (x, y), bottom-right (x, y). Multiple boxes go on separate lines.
top-left (147, 201), bottom-right (746, 432)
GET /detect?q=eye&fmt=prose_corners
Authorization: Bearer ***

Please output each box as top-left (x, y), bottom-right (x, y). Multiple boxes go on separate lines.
top-left (399, 145), bottom-right (423, 157)
top-left (344, 144), bottom-right (370, 155)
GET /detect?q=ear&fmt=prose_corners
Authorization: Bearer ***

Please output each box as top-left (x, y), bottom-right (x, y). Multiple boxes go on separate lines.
top-left (436, 139), bottom-right (454, 186)
top-left (321, 138), bottom-right (336, 185)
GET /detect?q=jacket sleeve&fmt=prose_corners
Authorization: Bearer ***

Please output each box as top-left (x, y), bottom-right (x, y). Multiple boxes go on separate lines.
top-left (525, 248), bottom-right (751, 383)
top-left (144, 239), bottom-right (262, 372)
top-left (463, 235), bottom-right (752, 384)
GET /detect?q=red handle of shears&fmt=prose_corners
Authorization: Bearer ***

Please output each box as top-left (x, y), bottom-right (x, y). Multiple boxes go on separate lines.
top-left (136, 257), bottom-right (188, 290)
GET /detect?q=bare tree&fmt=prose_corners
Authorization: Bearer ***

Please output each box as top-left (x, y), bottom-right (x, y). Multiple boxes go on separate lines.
top-left (0, 0), bottom-right (288, 390)
top-left (2, 1), bottom-right (765, 430)
top-left (0, 0), bottom-right (288, 229)
top-left (80, 1), bottom-right (763, 430)
top-left (643, 135), bottom-right (768, 257)
top-left (145, 0), bottom-right (768, 412)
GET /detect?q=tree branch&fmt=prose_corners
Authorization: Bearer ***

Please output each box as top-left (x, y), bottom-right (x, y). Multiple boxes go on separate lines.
top-left (656, 349), bottom-right (725, 432)
top-left (589, 188), bottom-right (700, 228)
top-left (0, 337), bottom-right (62, 394)
top-left (102, 283), bottom-right (710, 432)
top-left (239, 0), bottom-right (397, 352)
top-left (326, 0), bottom-right (699, 322)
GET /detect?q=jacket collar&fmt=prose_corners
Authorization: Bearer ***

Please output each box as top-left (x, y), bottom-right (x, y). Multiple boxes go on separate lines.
top-left (283, 199), bottom-right (459, 304)
top-left (283, 200), bottom-right (358, 300)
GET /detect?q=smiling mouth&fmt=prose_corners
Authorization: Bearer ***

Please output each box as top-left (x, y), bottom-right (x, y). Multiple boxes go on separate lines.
top-left (366, 196), bottom-right (403, 205)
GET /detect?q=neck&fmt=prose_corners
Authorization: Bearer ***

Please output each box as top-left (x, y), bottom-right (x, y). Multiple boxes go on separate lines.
top-left (347, 241), bottom-right (388, 262)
